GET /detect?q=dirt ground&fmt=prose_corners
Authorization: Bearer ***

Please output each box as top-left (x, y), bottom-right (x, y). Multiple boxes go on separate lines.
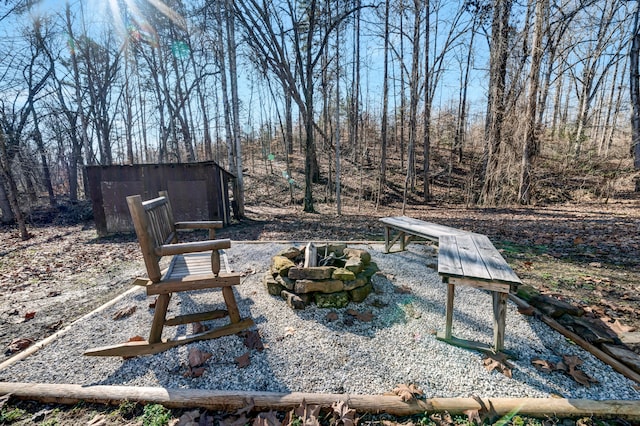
top-left (1, 198), bottom-right (639, 365)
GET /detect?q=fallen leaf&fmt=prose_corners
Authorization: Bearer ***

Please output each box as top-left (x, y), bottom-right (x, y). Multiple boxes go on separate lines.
top-left (112, 306), bottom-right (136, 320)
top-left (392, 383), bottom-right (423, 402)
top-left (47, 290), bottom-right (61, 297)
top-left (429, 412), bottom-right (454, 426)
top-left (346, 309), bottom-right (374, 322)
top-left (188, 348), bottom-right (212, 368)
top-left (574, 237), bottom-right (585, 245)
top-left (531, 357), bottom-right (555, 373)
top-left (6, 338), bottom-right (34, 354)
top-left (294, 400), bottom-right (321, 426)
top-left (192, 322), bottom-right (208, 334)
top-left (24, 311), bottom-right (36, 321)
top-left (609, 319), bottom-right (636, 335)
top-left (284, 326), bottom-right (295, 337)
top-left (463, 408), bottom-right (481, 425)
top-left (325, 311), bottom-right (339, 321)
top-left (235, 351), bottom-right (251, 368)
top-left (562, 354), bottom-right (583, 370)
top-left (483, 353), bottom-right (513, 379)
top-left (331, 401), bottom-right (356, 426)
top-left (184, 366), bottom-right (206, 378)
top-left (243, 330), bottom-right (265, 351)
top-left (128, 335), bottom-right (145, 342)
top-left (176, 409), bottom-right (200, 426)
top-left (470, 395), bottom-right (498, 425)
top-left (253, 411), bottom-right (281, 426)
top-left (569, 368), bottom-right (598, 387)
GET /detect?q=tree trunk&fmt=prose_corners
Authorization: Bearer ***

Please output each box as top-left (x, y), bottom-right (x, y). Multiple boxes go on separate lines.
top-left (0, 174), bottom-right (14, 223)
top-left (479, 0), bottom-right (512, 205)
top-left (225, 0), bottom-right (245, 218)
top-left (0, 133), bottom-right (29, 239)
top-left (378, 0), bottom-right (390, 206)
top-left (518, 0), bottom-right (546, 205)
top-left (631, 2), bottom-right (640, 171)
top-left (422, 0), bottom-right (431, 202)
top-left (31, 108), bottom-right (56, 206)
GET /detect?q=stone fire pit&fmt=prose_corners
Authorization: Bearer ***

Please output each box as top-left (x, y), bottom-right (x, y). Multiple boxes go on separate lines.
top-left (263, 243), bottom-right (379, 309)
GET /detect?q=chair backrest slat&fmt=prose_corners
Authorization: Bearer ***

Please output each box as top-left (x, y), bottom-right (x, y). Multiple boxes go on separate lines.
top-left (128, 192), bottom-right (177, 282)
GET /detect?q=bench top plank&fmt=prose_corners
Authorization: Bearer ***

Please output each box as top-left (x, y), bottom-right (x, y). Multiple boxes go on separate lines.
top-left (447, 233), bottom-right (493, 280)
top-left (438, 234), bottom-right (521, 286)
top-left (380, 216), bottom-right (469, 241)
top-left (437, 234), bottom-right (464, 276)
top-left (470, 234), bottom-right (522, 284)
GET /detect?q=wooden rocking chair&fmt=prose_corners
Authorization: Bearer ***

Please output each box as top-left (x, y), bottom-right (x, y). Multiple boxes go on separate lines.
top-left (85, 191), bottom-right (253, 357)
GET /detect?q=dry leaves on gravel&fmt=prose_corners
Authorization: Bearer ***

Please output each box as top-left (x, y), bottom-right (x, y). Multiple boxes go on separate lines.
top-left (185, 348), bottom-right (212, 378)
top-left (5, 337), bottom-right (34, 354)
top-left (532, 354), bottom-right (598, 387)
top-left (111, 305), bottom-right (136, 320)
top-left (482, 353), bottom-right (513, 378)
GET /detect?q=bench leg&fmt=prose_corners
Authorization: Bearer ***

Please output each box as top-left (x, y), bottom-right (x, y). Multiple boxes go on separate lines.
top-left (149, 293), bottom-right (171, 344)
top-left (384, 226), bottom-right (391, 253)
top-left (492, 292), bottom-right (508, 352)
top-left (444, 282), bottom-right (455, 340)
top-left (400, 231), bottom-right (406, 251)
top-left (222, 286), bottom-right (241, 323)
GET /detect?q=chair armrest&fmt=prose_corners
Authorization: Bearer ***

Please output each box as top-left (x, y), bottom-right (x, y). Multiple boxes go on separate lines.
top-left (175, 221), bottom-right (223, 230)
top-left (154, 238), bottom-right (231, 256)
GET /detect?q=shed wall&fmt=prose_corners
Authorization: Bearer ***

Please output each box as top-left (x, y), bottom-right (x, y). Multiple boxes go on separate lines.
top-left (87, 162), bottom-right (233, 236)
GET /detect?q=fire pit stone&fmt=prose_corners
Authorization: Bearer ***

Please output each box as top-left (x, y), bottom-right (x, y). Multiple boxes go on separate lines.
top-left (264, 243), bottom-right (379, 309)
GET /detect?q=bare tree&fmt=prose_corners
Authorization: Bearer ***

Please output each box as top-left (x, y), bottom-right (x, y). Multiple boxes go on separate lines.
top-left (480, 0), bottom-right (512, 206)
top-left (631, 0), bottom-right (640, 171)
top-left (518, 0), bottom-right (547, 204)
top-left (234, 0), bottom-right (365, 212)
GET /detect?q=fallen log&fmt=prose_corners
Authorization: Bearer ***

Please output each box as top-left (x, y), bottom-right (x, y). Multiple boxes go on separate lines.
top-left (0, 382), bottom-right (639, 419)
top-left (509, 294), bottom-right (640, 384)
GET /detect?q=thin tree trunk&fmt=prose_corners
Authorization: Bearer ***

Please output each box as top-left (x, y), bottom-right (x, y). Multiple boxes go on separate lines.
top-left (377, 0), bottom-right (390, 207)
top-left (479, 0), bottom-right (512, 205)
top-left (631, 1), bottom-right (640, 171)
top-left (422, 0), bottom-right (431, 202)
top-left (518, 0), bottom-right (546, 205)
top-left (225, 0), bottom-right (245, 218)
top-left (31, 108), bottom-right (56, 206)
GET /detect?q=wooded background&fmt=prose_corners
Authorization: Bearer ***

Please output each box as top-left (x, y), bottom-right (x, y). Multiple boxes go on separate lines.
top-left (1, 0), bottom-right (639, 240)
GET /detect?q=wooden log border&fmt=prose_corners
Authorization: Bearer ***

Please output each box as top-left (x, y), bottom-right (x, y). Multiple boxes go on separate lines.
top-left (0, 382), bottom-right (639, 419)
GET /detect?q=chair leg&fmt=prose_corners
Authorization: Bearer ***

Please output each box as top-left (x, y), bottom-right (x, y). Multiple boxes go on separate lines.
top-left (149, 293), bottom-right (171, 343)
top-left (222, 286), bottom-right (241, 323)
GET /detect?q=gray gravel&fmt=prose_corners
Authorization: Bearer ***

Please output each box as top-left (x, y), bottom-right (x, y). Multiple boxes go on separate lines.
top-left (1, 242), bottom-right (638, 400)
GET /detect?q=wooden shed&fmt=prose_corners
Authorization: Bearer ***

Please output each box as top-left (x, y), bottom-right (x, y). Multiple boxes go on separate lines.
top-left (87, 161), bottom-right (235, 236)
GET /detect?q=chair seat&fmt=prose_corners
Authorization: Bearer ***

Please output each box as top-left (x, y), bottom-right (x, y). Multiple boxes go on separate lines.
top-left (166, 251), bottom-right (223, 279)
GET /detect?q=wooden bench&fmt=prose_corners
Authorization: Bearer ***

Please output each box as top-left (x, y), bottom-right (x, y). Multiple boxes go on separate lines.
top-left (379, 216), bottom-right (470, 252)
top-left (380, 216), bottom-right (521, 353)
top-left (85, 191), bottom-right (253, 357)
top-left (437, 233), bottom-right (521, 353)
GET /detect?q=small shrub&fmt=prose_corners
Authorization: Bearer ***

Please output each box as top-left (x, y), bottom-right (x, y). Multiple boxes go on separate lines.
top-left (142, 403), bottom-right (172, 426)
top-left (0, 407), bottom-right (26, 423)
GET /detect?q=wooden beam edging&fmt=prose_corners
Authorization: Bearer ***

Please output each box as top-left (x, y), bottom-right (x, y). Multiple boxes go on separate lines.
top-left (0, 285), bottom-right (143, 372)
top-left (508, 294), bottom-right (640, 385)
top-left (0, 382), bottom-right (638, 419)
